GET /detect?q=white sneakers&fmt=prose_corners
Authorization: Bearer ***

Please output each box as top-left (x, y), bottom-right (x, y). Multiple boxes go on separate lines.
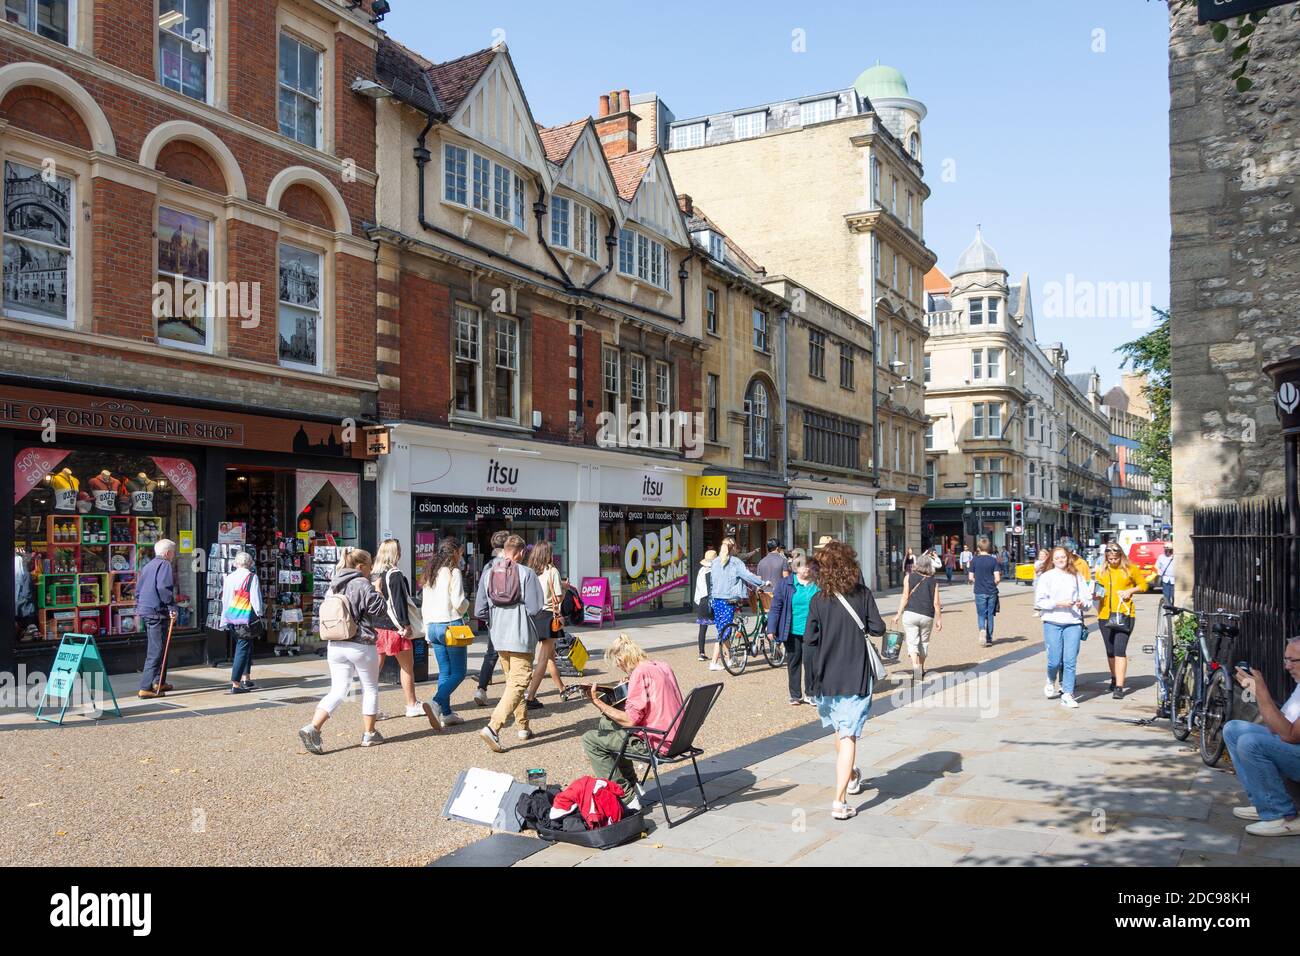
top-left (437, 710), bottom-right (464, 727)
top-left (1044, 681), bottom-right (1061, 699)
top-left (473, 688), bottom-right (489, 707)
top-left (1060, 693), bottom-right (1079, 709)
top-left (517, 728), bottom-right (534, 741)
top-left (708, 662), bottom-right (724, 672)
top-left (1245, 817), bottom-right (1300, 837)
top-left (1233, 806), bottom-right (1261, 821)
top-left (404, 703), bottom-right (425, 718)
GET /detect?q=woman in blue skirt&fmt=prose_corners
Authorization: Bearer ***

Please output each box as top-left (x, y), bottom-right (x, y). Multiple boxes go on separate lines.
top-left (806, 540), bottom-right (887, 819)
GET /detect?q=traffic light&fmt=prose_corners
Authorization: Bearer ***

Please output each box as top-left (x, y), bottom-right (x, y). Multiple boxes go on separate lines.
top-left (1011, 500), bottom-right (1024, 534)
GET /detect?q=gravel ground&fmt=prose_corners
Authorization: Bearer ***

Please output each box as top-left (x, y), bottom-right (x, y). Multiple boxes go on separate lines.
top-left (1, 584), bottom-right (1062, 866)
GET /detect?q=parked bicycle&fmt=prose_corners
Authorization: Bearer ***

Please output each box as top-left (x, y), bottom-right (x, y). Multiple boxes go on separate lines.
top-left (1168, 607), bottom-right (1241, 766)
top-left (719, 588), bottom-right (786, 675)
top-left (1142, 599), bottom-right (1179, 720)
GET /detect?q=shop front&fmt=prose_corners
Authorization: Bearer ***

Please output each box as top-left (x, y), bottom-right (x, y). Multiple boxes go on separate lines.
top-left (3, 384), bottom-right (375, 674)
top-left (379, 426), bottom-right (705, 618)
top-left (921, 500), bottom-right (1011, 556)
top-left (703, 486), bottom-right (786, 568)
top-left (789, 480), bottom-right (875, 582)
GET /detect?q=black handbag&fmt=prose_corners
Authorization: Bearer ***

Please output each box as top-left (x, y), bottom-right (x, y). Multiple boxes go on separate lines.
top-left (1108, 609), bottom-right (1135, 634)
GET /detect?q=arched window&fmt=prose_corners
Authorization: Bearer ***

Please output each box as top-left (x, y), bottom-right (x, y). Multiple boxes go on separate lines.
top-left (908, 131), bottom-right (920, 159)
top-left (744, 379), bottom-right (770, 461)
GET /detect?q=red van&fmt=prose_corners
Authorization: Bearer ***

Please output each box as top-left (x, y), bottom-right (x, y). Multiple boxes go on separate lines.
top-left (1128, 541), bottom-right (1166, 575)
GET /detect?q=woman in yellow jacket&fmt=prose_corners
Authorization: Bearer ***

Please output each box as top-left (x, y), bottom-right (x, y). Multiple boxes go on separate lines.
top-left (1095, 543), bottom-right (1147, 699)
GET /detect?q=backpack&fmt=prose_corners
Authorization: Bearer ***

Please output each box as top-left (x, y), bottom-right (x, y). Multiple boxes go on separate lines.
top-left (487, 558), bottom-right (522, 607)
top-left (318, 584), bottom-right (357, 641)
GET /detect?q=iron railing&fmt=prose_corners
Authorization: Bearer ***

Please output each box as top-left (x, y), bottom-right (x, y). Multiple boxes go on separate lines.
top-left (1192, 498), bottom-right (1299, 702)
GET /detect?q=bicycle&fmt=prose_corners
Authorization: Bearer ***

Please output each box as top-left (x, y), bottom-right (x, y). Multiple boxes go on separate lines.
top-left (719, 588), bottom-right (786, 676)
top-left (1142, 599), bottom-right (1178, 720)
top-left (1168, 607), bottom-right (1241, 767)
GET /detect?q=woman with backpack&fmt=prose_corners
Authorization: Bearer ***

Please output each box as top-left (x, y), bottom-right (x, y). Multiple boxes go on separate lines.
top-left (423, 537), bottom-right (470, 727)
top-left (805, 541), bottom-right (886, 820)
top-left (299, 548), bottom-right (401, 753)
top-left (523, 540), bottom-right (569, 710)
top-left (372, 539), bottom-right (437, 726)
top-left (221, 551), bottom-right (263, 694)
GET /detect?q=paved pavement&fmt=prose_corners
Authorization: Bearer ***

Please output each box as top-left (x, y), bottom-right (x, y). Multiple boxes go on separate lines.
top-left (503, 592), bottom-right (1300, 868)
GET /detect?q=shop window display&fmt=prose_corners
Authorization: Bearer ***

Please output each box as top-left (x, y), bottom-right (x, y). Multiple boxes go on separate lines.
top-left (12, 449), bottom-right (198, 643)
top-left (599, 507), bottom-right (691, 613)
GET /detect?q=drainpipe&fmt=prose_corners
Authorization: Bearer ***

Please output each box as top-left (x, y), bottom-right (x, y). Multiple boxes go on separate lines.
top-left (534, 185), bottom-right (574, 287)
top-left (677, 247), bottom-right (695, 325)
top-left (583, 215), bottom-right (618, 290)
top-left (779, 304), bottom-right (791, 547)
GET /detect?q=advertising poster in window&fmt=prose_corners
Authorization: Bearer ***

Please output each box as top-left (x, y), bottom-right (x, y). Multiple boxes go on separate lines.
top-left (614, 512), bottom-right (690, 610)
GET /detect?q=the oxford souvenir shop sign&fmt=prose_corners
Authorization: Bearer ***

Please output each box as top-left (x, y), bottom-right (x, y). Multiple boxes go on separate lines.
top-left (0, 385), bottom-right (369, 458)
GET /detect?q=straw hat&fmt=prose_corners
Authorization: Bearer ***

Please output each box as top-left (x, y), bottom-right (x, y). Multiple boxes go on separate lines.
top-left (700, 549), bottom-right (718, 566)
top-left (817, 535), bottom-right (836, 547)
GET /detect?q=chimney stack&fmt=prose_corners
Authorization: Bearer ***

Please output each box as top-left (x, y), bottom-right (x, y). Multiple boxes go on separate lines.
top-left (595, 87), bottom-right (639, 158)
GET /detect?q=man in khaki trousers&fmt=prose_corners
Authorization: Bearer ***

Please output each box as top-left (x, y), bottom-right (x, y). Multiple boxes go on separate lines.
top-left (472, 535), bottom-right (543, 752)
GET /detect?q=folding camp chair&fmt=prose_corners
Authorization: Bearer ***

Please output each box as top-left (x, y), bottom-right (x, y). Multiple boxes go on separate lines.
top-left (614, 682), bottom-right (725, 829)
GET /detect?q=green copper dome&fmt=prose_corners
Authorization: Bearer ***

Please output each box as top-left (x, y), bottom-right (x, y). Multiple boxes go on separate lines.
top-left (854, 63), bottom-right (909, 101)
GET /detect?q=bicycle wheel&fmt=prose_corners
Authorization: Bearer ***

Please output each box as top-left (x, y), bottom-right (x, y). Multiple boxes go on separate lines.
top-left (762, 635), bottom-right (787, 668)
top-left (719, 624), bottom-right (748, 676)
top-left (1199, 667), bottom-right (1233, 767)
top-left (1171, 656), bottom-right (1196, 742)
top-left (1153, 630), bottom-right (1172, 718)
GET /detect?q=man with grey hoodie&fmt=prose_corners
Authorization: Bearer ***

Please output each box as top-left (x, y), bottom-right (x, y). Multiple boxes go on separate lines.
top-left (475, 534), bottom-right (544, 752)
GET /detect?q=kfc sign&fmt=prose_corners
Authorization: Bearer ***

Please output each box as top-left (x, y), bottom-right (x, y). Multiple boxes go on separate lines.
top-left (706, 491), bottom-right (785, 521)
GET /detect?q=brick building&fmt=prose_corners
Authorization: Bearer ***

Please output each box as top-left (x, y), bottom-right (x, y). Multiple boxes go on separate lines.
top-left (371, 40), bottom-right (707, 616)
top-left (2, 1), bottom-right (386, 673)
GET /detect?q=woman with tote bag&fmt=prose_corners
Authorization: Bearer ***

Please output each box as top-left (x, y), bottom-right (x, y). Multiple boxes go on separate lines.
top-left (805, 541), bottom-right (887, 820)
top-left (1095, 543), bottom-right (1147, 699)
top-left (1034, 546), bottom-right (1090, 710)
top-left (423, 538), bottom-right (471, 727)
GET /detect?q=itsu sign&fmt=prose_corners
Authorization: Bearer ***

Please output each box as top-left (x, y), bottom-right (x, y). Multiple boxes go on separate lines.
top-left (706, 491), bottom-right (785, 521)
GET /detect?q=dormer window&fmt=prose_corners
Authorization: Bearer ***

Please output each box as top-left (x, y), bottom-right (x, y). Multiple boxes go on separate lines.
top-left (618, 227), bottom-right (670, 291)
top-left (734, 110), bottom-right (766, 140)
top-left (552, 197), bottom-right (599, 260)
top-left (443, 143), bottom-right (526, 231)
top-left (707, 232), bottom-right (724, 261)
top-left (799, 98), bottom-right (836, 125)
top-left (669, 123), bottom-right (705, 150)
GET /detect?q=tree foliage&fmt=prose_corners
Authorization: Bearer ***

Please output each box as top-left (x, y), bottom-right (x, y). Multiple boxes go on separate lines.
top-left (1117, 308), bottom-right (1172, 503)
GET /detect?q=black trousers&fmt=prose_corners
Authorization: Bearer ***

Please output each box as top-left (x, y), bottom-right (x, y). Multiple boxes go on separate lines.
top-left (697, 623), bottom-right (710, 655)
top-left (1100, 622), bottom-right (1131, 658)
top-left (476, 634), bottom-right (499, 691)
top-left (786, 633), bottom-right (815, 699)
top-left (140, 615), bottom-right (168, 691)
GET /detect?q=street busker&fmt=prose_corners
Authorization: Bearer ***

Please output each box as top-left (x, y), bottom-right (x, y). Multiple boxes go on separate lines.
top-left (523, 540), bottom-right (569, 709)
top-left (473, 530), bottom-right (511, 707)
top-left (1034, 546), bottom-right (1090, 709)
top-left (1226, 640), bottom-right (1300, 837)
top-left (475, 534), bottom-right (544, 752)
top-left (579, 634), bottom-right (684, 811)
top-left (894, 552), bottom-right (942, 680)
top-left (372, 538), bottom-right (437, 727)
top-left (299, 548), bottom-right (392, 753)
top-left (768, 550), bottom-right (819, 704)
top-left (694, 550), bottom-right (717, 661)
top-left (967, 536), bottom-right (1001, 647)
top-left (1095, 543), bottom-right (1147, 699)
top-left (707, 536), bottom-right (768, 672)
top-left (805, 541), bottom-right (886, 820)
top-left (423, 537), bottom-right (470, 728)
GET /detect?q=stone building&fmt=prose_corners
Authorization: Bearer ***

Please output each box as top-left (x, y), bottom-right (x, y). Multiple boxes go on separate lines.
top-left (922, 231), bottom-right (1059, 559)
top-left (1102, 373), bottom-right (1169, 535)
top-left (642, 63), bottom-right (935, 588)
top-left (1168, 3), bottom-right (1300, 601)
top-left (0, 1), bottom-right (387, 672)
top-left (1047, 354), bottom-right (1112, 546)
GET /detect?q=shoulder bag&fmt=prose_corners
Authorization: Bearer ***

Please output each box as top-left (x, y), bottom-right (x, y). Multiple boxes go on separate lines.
top-left (835, 593), bottom-right (887, 682)
top-left (1107, 571), bottom-right (1136, 634)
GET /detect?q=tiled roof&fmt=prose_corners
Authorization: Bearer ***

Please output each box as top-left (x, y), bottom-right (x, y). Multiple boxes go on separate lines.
top-left (375, 39), bottom-right (499, 119)
top-left (537, 119), bottom-right (587, 165)
top-left (924, 265), bottom-right (951, 294)
top-left (426, 46), bottom-right (499, 116)
top-left (687, 204), bottom-right (764, 276)
top-left (1008, 283), bottom-right (1021, 316)
top-left (606, 147), bottom-right (657, 201)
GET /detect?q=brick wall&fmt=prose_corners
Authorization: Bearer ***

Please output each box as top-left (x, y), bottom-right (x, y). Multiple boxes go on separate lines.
top-left (397, 271), bottom-right (449, 423)
top-left (92, 0), bottom-right (153, 79)
top-left (227, 0), bottom-right (278, 132)
top-left (155, 139), bottom-right (227, 192)
top-left (581, 325), bottom-right (603, 443)
top-left (226, 220), bottom-right (277, 362)
top-left (0, 86), bottom-right (90, 148)
top-left (334, 250), bottom-right (376, 381)
top-left (530, 313), bottom-right (572, 439)
top-left (91, 178), bottom-right (155, 342)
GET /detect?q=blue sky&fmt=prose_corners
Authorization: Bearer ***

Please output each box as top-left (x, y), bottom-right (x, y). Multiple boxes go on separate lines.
top-left (381, 0), bottom-right (1171, 389)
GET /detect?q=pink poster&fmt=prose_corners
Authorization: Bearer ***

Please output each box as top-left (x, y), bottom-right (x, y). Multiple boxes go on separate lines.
top-left (415, 531), bottom-right (438, 564)
top-left (580, 576), bottom-right (615, 626)
top-left (13, 447), bottom-right (71, 505)
top-left (151, 456), bottom-right (198, 509)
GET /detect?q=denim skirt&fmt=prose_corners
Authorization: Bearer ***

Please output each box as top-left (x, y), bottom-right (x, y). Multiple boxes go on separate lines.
top-left (816, 693), bottom-right (873, 739)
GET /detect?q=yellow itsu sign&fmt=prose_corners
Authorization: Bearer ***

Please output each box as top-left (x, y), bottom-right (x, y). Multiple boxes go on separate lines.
top-left (686, 476), bottom-right (727, 508)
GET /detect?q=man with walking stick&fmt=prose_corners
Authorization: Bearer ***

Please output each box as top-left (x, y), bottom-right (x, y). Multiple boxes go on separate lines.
top-left (136, 539), bottom-right (179, 699)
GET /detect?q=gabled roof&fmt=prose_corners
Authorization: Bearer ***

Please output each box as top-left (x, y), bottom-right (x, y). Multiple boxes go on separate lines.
top-left (924, 265), bottom-right (951, 294)
top-left (607, 148), bottom-right (657, 202)
top-left (1068, 372), bottom-right (1095, 395)
top-left (537, 119), bottom-right (587, 165)
top-left (427, 47), bottom-right (499, 117)
top-left (684, 202), bottom-right (765, 278)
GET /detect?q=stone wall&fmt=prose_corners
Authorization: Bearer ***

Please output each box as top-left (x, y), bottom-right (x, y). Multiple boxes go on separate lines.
top-left (1168, 2), bottom-right (1300, 601)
